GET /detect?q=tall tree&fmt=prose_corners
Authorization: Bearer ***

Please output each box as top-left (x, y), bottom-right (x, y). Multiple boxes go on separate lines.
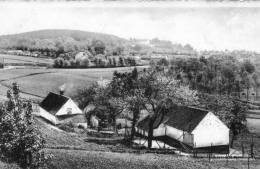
top-left (0, 83), bottom-right (45, 168)
top-left (109, 68), bottom-right (140, 143)
top-left (138, 70), bottom-right (198, 148)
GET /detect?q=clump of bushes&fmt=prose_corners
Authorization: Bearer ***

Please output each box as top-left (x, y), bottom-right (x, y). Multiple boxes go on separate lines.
top-left (58, 122), bottom-right (75, 132)
top-left (53, 55), bottom-right (137, 68)
top-left (0, 62), bottom-right (4, 68)
top-left (0, 83), bottom-right (46, 169)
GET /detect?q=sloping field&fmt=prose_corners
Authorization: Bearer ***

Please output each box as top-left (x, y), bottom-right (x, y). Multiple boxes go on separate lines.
top-left (0, 54), bottom-right (53, 65)
top-left (0, 68), bottom-right (52, 81)
top-left (247, 118), bottom-right (260, 133)
top-left (0, 67), bottom-right (142, 99)
top-left (36, 117), bottom-right (110, 151)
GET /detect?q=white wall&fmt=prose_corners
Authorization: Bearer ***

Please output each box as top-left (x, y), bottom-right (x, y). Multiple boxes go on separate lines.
top-left (39, 107), bottom-right (57, 124)
top-left (153, 124), bottom-right (166, 137)
top-left (165, 125), bottom-right (184, 142)
top-left (56, 99), bottom-right (83, 116)
top-left (135, 124), bottom-right (166, 137)
top-left (192, 112), bottom-right (229, 148)
top-left (136, 124), bottom-right (185, 144)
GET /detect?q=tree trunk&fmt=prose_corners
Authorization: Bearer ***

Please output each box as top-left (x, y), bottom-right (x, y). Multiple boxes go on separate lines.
top-left (247, 87), bottom-right (249, 101)
top-left (230, 131), bottom-right (237, 148)
top-left (113, 117), bottom-right (118, 134)
top-left (148, 118), bottom-right (155, 149)
top-left (130, 109), bottom-right (139, 145)
top-left (230, 133), bottom-right (235, 148)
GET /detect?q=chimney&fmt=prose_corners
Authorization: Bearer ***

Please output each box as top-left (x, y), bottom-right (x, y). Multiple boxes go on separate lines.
top-left (59, 90), bottom-right (64, 95)
top-left (59, 84), bottom-right (66, 95)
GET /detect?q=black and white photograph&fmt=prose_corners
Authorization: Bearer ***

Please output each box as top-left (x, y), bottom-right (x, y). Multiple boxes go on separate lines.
top-left (0, 0), bottom-right (259, 169)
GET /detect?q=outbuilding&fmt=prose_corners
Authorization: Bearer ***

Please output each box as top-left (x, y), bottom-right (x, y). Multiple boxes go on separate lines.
top-left (38, 92), bottom-right (85, 125)
top-left (136, 105), bottom-right (230, 153)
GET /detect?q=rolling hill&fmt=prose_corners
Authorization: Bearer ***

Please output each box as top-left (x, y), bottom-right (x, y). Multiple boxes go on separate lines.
top-left (0, 29), bottom-right (128, 45)
top-left (0, 29), bottom-right (130, 57)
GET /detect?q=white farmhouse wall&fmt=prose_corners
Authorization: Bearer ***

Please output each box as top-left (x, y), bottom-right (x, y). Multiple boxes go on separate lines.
top-left (39, 107), bottom-right (57, 124)
top-left (153, 124), bottom-right (166, 137)
top-left (165, 126), bottom-right (184, 142)
top-left (135, 124), bottom-right (166, 137)
top-left (56, 99), bottom-right (83, 116)
top-left (192, 112), bottom-right (229, 148)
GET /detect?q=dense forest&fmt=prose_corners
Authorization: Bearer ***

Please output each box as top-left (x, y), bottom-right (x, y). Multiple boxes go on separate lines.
top-left (154, 55), bottom-right (258, 97)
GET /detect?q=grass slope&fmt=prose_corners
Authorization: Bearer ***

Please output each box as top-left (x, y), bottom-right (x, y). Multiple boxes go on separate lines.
top-left (36, 117), bottom-right (110, 151)
top-left (0, 67), bottom-right (143, 99)
top-left (0, 54), bottom-right (53, 65)
top-left (46, 148), bottom-right (258, 169)
top-left (0, 161), bottom-right (20, 169)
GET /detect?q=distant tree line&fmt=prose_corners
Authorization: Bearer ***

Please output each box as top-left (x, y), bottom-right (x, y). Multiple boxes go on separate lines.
top-left (53, 55), bottom-right (137, 68)
top-left (154, 55), bottom-right (258, 96)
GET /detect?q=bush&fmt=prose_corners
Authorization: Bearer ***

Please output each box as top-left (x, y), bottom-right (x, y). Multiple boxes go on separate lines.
top-left (0, 83), bottom-right (45, 168)
top-left (58, 122), bottom-right (75, 133)
top-left (53, 57), bottom-right (65, 68)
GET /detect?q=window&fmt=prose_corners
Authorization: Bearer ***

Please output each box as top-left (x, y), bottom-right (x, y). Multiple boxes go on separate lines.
top-left (67, 108), bottom-right (72, 114)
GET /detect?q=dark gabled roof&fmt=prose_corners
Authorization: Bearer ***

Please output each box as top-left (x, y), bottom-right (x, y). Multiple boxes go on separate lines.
top-left (40, 92), bottom-right (69, 115)
top-left (137, 105), bottom-right (209, 133)
top-left (136, 113), bottom-right (164, 132)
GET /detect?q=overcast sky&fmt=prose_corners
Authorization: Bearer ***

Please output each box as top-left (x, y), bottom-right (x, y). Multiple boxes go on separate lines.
top-left (0, 1), bottom-right (260, 52)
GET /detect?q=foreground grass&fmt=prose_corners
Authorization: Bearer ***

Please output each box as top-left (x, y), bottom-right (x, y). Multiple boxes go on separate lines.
top-left (0, 161), bottom-right (20, 169)
top-left (45, 149), bottom-right (230, 169)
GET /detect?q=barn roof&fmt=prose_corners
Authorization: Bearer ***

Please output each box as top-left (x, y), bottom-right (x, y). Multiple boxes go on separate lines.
top-left (137, 105), bottom-right (209, 133)
top-left (40, 92), bottom-right (69, 115)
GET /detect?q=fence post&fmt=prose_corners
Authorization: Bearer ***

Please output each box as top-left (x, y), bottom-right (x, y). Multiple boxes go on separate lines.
top-left (210, 143), bottom-right (213, 160)
top-left (193, 142), bottom-right (197, 158)
top-left (226, 153), bottom-right (228, 165)
top-left (193, 142), bottom-right (195, 158)
top-left (248, 154), bottom-right (250, 169)
top-left (242, 143), bottom-right (244, 158)
top-left (164, 127), bottom-right (166, 149)
top-left (208, 144), bottom-right (211, 162)
top-left (250, 143), bottom-right (254, 158)
top-left (250, 135), bottom-right (254, 158)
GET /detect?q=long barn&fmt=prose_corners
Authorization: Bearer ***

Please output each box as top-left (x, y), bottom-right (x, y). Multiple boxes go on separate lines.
top-left (136, 105), bottom-right (230, 153)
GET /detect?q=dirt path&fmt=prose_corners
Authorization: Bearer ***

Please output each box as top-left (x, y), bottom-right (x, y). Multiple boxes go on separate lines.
top-left (0, 71), bottom-right (55, 82)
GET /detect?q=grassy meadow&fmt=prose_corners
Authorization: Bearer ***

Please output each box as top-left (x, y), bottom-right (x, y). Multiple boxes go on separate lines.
top-left (0, 54), bottom-right (53, 65)
top-left (0, 66), bottom-right (145, 100)
top-left (44, 148), bottom-right (260, 169)
top-left (44, 149), bottom-right (221, 169)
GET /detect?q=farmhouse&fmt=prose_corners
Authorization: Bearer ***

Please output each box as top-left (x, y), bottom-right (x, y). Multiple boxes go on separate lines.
top-left (136, 105), bottom-right (230, 153)
top-left (38, 92), bottom-right (85, 125)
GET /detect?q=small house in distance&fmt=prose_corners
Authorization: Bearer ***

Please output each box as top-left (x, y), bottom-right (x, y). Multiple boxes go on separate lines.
top-left (136, 105), bottom-right (230, 153)
top-left (38, 92), bottom-right (85, 125)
